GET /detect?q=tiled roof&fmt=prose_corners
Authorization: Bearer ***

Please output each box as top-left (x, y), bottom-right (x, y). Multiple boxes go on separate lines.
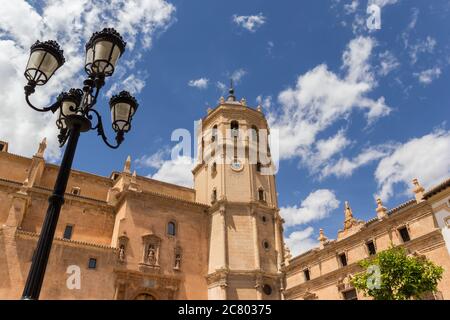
top-left (424, 177), bottom-right (450, 199)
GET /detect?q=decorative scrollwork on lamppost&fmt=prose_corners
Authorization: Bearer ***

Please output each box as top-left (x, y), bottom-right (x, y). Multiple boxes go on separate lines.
top-left (21, 28), bottom-right (139, 300)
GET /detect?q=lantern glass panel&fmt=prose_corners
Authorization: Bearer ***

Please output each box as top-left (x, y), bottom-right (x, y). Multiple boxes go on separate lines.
top-left (85, 46), bottom-right (94, 74)
top-left (112, 102), bottom-right (131, 131)
top-left (39, 52), bottom-right (59, 78)
top-left (92, 40), bottom-right (121, 75)
top-left (61, 100), bottom-right (77, 117)
top-left (26, 50), bottom-right (59, 84)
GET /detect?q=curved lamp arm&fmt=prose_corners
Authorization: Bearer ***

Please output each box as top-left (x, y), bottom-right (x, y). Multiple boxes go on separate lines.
top-left (25, 89), bottom-right (60, 113)
top-left (87, 109), bottom-right (124, 149)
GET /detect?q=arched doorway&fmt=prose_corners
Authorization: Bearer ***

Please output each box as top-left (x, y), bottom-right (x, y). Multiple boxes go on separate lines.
top-left (134, 293), bottom-right (156, 300)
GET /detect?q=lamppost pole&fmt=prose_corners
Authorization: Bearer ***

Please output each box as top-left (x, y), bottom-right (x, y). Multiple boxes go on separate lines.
top-left (22, 125), bottom-right (81, 299)
top-left (20, 28), bottom-right (139, 300)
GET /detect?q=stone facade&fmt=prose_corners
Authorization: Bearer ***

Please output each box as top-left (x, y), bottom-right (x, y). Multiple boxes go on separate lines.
top-left (283, 178), bottom-right (450, 300)
top-left (1, 90), bottom-right (448, 300)
top-left (0, 91), bottom-right (284, 300)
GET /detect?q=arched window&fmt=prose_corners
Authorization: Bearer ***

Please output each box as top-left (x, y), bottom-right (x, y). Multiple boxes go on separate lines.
top-left (201, 138), bottom-right (204, 162)
top-left (258, 188), bottom-right (265, 202)
top-left (167, 221), bottom-right (176, 236)
top-left (231, 121), bottom-right (239, 160)
top-left (251, 125), bottom-right (259, 148)
top-left (230, 121), bottom-right (239, 134)
top-left (211, 125), bottom-right (218, 142)
top-left (211, 188), bottom-right (217, 204)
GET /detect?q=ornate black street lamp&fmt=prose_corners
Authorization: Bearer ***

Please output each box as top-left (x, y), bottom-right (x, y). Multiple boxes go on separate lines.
top-left (21, 28), bottom-right (139, 300)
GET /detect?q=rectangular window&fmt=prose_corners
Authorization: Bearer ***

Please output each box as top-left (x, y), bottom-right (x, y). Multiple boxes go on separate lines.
top-left (303, 269), bottom-right (310, 281)
top-left (63, 225), bottom-right (73, 240)
top-left (398, 226), bottom-right (410, 242)
top-left (88, 258), bottom-right (97, 269)
top-left (0, 143), bottom-right (4, 151)
top-left (366, 240), bottom-right (376, 256)
top-left (339, 253), bottom-right (347, 267)
top-left (71, 187), bottom-right (80, 195)
top-left (342, 289), bottom-right (358, 300)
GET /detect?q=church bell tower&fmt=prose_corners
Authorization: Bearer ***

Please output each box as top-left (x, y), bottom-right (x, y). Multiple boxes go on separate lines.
top-left (192, 84), bottom-right (285, 300)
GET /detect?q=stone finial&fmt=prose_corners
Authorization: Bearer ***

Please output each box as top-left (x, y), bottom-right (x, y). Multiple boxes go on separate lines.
top-left (256, 105), bottom-right (262, 112)
top-left (412, 178), bottom-right (425, 203)
top-left (123, 155), bottom-right (131, 174)
top-left (35, 137), bottom-right (47, 157)
top-left (318, 228), bottom-right (328, 248)
top-left (376, 198), bottom-right (388, 220)
top-left (284, 244), bottom-right (292, 265)
top-left (128, 170), bottom-right (141, 192)
top-left (343, 201), bottom-right (359, 230)
top-left (219, 96), bottom-right (225, 104)
top-left (240, 98), bottom-right (247, 106)
top-left (207, 107), bottom-right (213, 114)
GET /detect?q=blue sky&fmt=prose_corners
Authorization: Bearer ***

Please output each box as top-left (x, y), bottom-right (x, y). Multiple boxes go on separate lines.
top-left (1, 0), bottom-right (450, 255)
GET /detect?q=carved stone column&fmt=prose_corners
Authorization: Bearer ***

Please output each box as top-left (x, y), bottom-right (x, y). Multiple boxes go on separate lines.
top-left (273, 212), bottom-right (284, 271)
top-left (4, 188), bottom-right (30, 229)
top-left (251, 207), bottom-right (261, 270)
top-left (219, 205), bottom-right (228, 268)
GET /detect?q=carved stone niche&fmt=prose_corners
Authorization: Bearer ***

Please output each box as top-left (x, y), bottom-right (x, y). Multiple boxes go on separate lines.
top-left (173, 246), bottom-right (182, 271)
top-left (140, 232), bottom-right (161, 271)
top-left (336, 275), bottom-right (354, 292)
top-left (118, 233), bottom-right (129, 264)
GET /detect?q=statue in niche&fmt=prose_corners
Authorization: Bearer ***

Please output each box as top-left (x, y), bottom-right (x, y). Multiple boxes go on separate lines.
top-left (147, 244), bottom-right (157, 265)
top-left (118, 245), bottom-right (126, 262)
top-left (174, 253), bottom-right (181, 270)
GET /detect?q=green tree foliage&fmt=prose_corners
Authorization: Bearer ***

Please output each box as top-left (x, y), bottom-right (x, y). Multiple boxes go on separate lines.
top-left (351, 246), bottom-right (444, 300)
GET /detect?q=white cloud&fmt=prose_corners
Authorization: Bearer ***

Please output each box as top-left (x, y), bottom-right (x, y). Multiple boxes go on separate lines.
top-left (368, 0), bottom-right (398, 8)
top-left (267, 41), bottom-right (274, 55)
top-left (151, 155), bottom-right (194, 187)
top-left (414, 67), bottom-right (441, 85)
top-left (344, 0), bottom-right (359, 14)
top-left (378, 50), bottom-right (400, 76)
top-left (315, 130), bottom-right (351, 163)
top-left (256, 95), bottom-right (272, 111)
top-left (231, 68), bottom-right (247, 83)
top-left (269, 36), bottom-right (391, 164)
top-left (375, 130), bottom-right (450, 201)
top-left (321, 144), bottom-right (393, 179)
top-left (216, 81), bottom-right (227, 94)
top-left (344, 0), bottom-right (398, 34)
top-left (188, 78), bottom-right (209, 89)
top-left (137, 145), bottom-right (194, 188)
top-left (280, 189), bottom-right (340, 227)
top-left (106, 74), bottom-right (147, 97)
top-left (135, 148), bottom-right (170, 169)
top-left (232, 13), bottom-right (266, 32)
top-left (0, 0), bottom-right (175, 161)
top-left (401, 8), bottom-right (420, 49)
top-left (410, 36), bottom-right (436, 64)
top-left (285, 227), bottom-right (319, 256)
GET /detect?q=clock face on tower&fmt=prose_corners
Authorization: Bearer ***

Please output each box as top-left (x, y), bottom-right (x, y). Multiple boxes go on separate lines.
top-left (230, 159), bottom-right (243, 171)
